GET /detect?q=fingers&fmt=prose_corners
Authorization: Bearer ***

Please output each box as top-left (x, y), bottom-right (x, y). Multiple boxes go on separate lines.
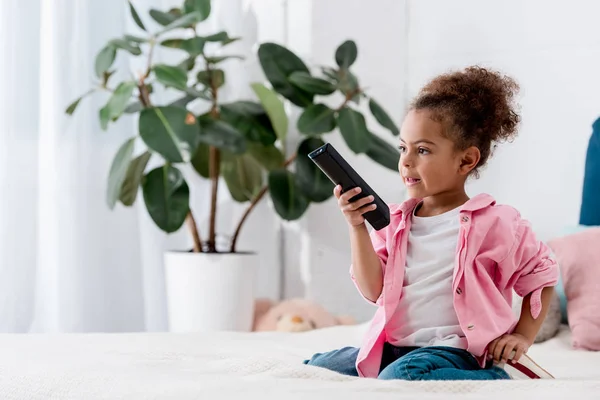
top-left (493, 337), bottom-right (509, 363)
top-left (487, 339), bottom-right (499, 360)
top-left (512, 345), bottom-right (525, 364)
top-left (339, 187), bottom-right (362, 204)
top-left (333, 185), bottom-right (342, 199)
top-left (500, 341), bottom-right (517, 363)
top-left (342, 195), bottom-right (375, 212)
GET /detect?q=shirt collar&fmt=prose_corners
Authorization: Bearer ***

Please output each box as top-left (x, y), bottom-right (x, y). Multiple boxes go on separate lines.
top-left (393, 193), bottom-right (496, 218)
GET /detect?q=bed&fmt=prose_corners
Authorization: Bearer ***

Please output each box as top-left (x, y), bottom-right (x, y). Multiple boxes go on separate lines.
top-left (2, 112), bottom-right (599, 400)
top-left (0, 322), bottom-right (599, 399)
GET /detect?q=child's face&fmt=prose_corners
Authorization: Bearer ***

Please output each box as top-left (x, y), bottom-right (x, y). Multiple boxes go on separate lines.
top-left (398, 109), bottom-right (471, 199)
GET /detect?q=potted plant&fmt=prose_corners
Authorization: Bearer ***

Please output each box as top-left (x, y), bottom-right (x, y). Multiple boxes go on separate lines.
top-left (65, 0), bottom-right (400, 332)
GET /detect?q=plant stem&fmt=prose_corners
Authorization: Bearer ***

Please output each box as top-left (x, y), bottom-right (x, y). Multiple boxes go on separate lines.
top-left (186, 211), bottom-right (203, 252)
top-left (207, 146), bottom-right (220, 252)
top-left (206, 57), bottom-right (221, 253)
top-left (137, 38), bottom-right (204, 253)
top-left (229, 153), bottom-right (297, 253)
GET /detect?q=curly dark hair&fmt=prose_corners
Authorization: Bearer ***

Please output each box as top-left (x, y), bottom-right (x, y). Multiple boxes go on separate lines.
top-left (410, 66), bottom-right (521, 177)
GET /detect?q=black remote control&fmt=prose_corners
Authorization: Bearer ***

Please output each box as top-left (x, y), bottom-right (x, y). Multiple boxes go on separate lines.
top-left (308, 143), bottom-right (390, 230)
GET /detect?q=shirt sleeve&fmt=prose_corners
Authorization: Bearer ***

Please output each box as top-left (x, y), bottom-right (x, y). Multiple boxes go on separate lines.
top-left (349, 227), bottom-right (387, 305)
top-left (501, 218), bottom-right (560, 319)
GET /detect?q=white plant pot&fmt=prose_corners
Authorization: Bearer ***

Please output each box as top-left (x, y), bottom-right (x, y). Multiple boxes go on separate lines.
top-left (164, 251), bottom-right (258, 333)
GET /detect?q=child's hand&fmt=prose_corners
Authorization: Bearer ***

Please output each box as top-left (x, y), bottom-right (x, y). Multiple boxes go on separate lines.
top-left (487, 333), bottom-right (531, 364)
top-left (333, 185), bottom-right (377, 227)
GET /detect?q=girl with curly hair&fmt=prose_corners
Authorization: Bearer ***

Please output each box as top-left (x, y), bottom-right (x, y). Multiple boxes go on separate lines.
top-left (304, 66), bottom-right (559, 381)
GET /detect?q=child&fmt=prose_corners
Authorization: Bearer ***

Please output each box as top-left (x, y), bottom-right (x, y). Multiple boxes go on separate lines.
top-left (304, 66), bottom-right (559, 380)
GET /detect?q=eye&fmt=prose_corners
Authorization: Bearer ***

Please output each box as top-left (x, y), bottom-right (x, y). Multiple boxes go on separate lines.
top-left (418, 147), bottom-right (430, 155)
top-left (398, 145), bottom-right (406, 153)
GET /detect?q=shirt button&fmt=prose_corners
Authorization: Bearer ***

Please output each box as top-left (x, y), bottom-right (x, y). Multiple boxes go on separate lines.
top-left (461, 216), bottom-right (469, 222)
top-left (456, 287), bottom-right (462, 295)
top-left (467, 324), bottom-right (475, 330)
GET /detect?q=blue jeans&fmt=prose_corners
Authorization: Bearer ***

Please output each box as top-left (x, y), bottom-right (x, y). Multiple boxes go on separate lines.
top-left (303, 343), bottom-right (510, 380)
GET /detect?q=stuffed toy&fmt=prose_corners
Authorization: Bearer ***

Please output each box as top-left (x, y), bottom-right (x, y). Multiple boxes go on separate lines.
top-left (252, 298), bottom-right (356, 332)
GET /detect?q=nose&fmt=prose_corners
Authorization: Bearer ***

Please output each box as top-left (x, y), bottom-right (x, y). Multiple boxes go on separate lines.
top-left (291, 315), bottom-right (303, 324)
top-left (401, 151), bottom-right (413, 168)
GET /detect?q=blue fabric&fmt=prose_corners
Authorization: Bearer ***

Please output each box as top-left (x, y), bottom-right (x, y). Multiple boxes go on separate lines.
top-left (303, 344), bottom-right (510, 381)
top-left (580, 118), bottom-right (600, 226)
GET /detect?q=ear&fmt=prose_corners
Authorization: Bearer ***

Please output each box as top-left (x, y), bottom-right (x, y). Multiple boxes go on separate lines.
top-left (458, 146), bottom-right (480, 175)
top-left (252, 298), bottom-right (275, 331)
top-left (336, 315), bottom-right (356, 325)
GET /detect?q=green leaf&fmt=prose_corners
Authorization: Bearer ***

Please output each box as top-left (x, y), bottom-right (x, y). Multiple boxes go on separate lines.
top-left (221, 152), bottom-right (264, 202)
top-left (153, 64), bottom-right (188, 90)
top-left (99, 106), bottom-right (110, 130)
top-left (106, 138), bottom-right (136, 209)
top-left (177, 57), bottom-right (196, 71)
top-left (204, 55), bottom-right (244, 64)
top-left (65, 89), bottom-right (94, 115)
top-left (159, 11), bottom-right (204, 34)
top-left (163, 38), bottom-right (206, 56)
top-left (104, 81), bottom-right (137, 122)
top-left (167, 94), bottom-right (197, 108)
top-left (149, 9), bottom-right (178, 26)
top-left (95, 45), bottom-right (116, 78)
top-left (321, 67), bottom-right (339, 83)
top-left (160, 38), bottom-right (184, 48)
top-left (335, 40), bottom-right (358, 69)
top-left (257, 42), bottom-right (313, 107)
top-left (268, 169), bottom-right (310, 221)
top-left (182, 37), bottom-right (206, 56)
top-left (128, 1), bottom-right (146, 31)
top-left (191, 142), bottom-right (210, 178)
top-left (124, 34), bottom-right (147, 44)
top-left (220, 101), bottom-right (277, 146)
top-left (183, 0), bottom-right (211, 21)
top-left (142, 165), bottom-right (190, 233)
top-left (368, 98), bottom-right (399, 136)
top-left (336, 107), bottom-right (371, 153)
top-left (198, 118), bottom-right (246, 154)
top-left (247, 142), bottom-right (285, 171)
top-left (120, 151), bottom-right (152, 206)
top-left (297, 103), bottom-right (336, 135)
top-left (338, 69), bottom-right (360, 99)
top-left (124, 101), bottom-right (143, 114)
top-left (203, 31), bottom-right (239, 45)
top-left (139, 106), bottom-right (200, 163)
top-left (197, 69), bottom-right (224, 88)
top-left (289, 71), bottom-right (336, 95)
top-left (295, 137), bottom-right (333, 202)
top-left (184, 86), bottom-right (211, 100)
top-left (250, 83), bottom-right (287, 144)
top-left (365, 133), bottom-right (400, 171)
top-left (109, 38), bottom-right (142, 55)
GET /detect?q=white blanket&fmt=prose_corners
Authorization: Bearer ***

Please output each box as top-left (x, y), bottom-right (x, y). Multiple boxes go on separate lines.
top-left (0, 324), bottom-right (598, 399)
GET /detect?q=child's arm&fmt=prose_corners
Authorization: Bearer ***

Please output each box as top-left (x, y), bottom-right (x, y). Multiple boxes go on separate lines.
top-left (488, 286), bottom-right (556, 364)
top-left (333, 185), bottom-right (385, 304)
top-left (488, 218), bottom-right (560, 364)
top-left (349, 223), bottom-right (384, 303)
top-left (513, 286), bottom-right (556, 343)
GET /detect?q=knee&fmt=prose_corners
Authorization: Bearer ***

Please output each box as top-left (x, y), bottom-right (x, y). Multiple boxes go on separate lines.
top-left (378, 353), bottom-right (431, 381)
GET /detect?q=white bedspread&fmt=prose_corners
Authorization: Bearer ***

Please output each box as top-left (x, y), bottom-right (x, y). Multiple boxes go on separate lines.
top-left (0, 324), bottom-right (598, 399)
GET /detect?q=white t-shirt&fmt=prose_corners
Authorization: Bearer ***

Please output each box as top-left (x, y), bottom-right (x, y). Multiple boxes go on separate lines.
top-left (385, 204), bottom-right (467, 349)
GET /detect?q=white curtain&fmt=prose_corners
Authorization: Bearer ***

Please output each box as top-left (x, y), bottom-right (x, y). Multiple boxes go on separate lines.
top-left (0, 0), bottom-right (266, 333)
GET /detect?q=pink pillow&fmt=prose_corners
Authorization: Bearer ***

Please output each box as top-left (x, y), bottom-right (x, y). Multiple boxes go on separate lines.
top-left (548, 228), bottom-right (600, 350)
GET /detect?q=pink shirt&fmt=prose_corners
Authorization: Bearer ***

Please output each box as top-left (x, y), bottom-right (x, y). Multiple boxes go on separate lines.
top-left (350, 193), bottom-right (559, 378)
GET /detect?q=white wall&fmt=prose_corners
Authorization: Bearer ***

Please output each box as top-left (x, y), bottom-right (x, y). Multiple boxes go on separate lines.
top-left (301, 0), bottom-right (599, 322)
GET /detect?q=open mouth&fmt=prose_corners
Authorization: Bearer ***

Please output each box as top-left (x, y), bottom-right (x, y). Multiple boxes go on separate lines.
top-left (404, 177), bottom-right (421, 186)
